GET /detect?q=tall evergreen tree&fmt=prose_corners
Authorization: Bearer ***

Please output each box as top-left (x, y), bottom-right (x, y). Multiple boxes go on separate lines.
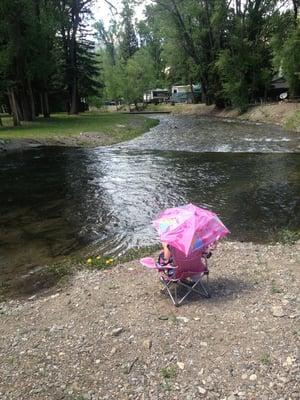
top-left (56, 0), bottom-right (100, 114)
top-left (119, 0), bottom-right (139, 61)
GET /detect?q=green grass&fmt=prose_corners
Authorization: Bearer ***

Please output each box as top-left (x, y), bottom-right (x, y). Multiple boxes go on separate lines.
top-left (0, 111), bottom-right (158, 143)
top-left (285, 110), bottom-right (300, 131)
top-left (161, 366), bottom-right (177, 379)
top-left (260, 353), bottom-right (272, 365)
top-left (271, 279), bottom-right (282, 294)
top-left (1, 244), bottom-right (161, 301)
top-left (279, 228), bottom-right (300, 244)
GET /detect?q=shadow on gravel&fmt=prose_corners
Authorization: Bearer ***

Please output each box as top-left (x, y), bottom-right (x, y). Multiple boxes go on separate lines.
top-left (208, 276), bottom-right (253, 301)
top-left (159, 277), bottom-right (252, 307)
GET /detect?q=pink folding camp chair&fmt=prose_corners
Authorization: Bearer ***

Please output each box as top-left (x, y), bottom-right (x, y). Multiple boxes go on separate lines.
top-left (141, 245), bottom-right (212, 307)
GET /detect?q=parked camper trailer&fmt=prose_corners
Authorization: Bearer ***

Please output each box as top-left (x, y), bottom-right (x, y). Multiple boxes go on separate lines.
top-left (143, 89), bottom-right (169, 104)
top-left (171, 84), bottom-right (201, 103)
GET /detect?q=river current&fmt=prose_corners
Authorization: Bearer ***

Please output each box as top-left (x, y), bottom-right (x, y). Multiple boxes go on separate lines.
top-left (0, 115), bottom-right (299, 282)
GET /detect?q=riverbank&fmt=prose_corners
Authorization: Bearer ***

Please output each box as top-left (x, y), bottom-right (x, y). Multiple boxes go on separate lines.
top-left (147, 102), bottom-right (300, 131)
top-left (0, 240), bottom-right (299, 400)
top-left (0, 112), bottom-right (159, 153)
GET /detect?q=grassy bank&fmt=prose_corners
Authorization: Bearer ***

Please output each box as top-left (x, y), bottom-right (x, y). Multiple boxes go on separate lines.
top-left (285, 110), bottom-right (300, 131)
top-left (0, 112), bottom-right (158, 146)
top-left (0, 244), bottom-right (161, 301)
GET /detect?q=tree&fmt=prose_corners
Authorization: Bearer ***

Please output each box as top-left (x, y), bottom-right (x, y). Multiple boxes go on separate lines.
top-left (271, 5), bottom-right (300, 97)
top-left (119, 0), bottom-right (139, 61)
top-left (123, 48), bottom-right (156, 107)
top-left (57, 0), bottom-right (100, 114)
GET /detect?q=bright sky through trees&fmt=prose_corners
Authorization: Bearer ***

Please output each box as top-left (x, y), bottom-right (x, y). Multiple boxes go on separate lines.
top-left (92, 0), bottom-right (151, 26)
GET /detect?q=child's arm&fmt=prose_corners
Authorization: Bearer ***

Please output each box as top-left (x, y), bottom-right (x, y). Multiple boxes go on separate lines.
top-left (162, 242), bottom-right (171, 261)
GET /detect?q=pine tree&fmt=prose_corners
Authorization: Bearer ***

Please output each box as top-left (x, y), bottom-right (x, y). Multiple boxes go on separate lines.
top-left (119, 0), bottom-right (138, 62)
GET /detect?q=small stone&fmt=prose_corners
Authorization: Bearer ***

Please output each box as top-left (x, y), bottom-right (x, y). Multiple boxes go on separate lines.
top-left (200, 341), bottom-right (208, 347)
top-left (176, 316), bottom-right (189, 323)
top-left (272, 306), bottom-right (285, 317)
top-left (111, 327), bottom-right (123, 336)
top-left (198, 386), bottom-right (206, 395)
top-left (143, 339), bottom-right (152, 349)
top-left (249, 374), bottom-right (257, 381)
top-left (283, 356), bottom-right (294, 366)
top-left (241, 374), bottom-right (248, 380)
top-left (158, 315), bottom-right (168, 320)
top-left (95, 359), bottom-right (101, 364)
top-left (177, 362), bottom-right (185, 370)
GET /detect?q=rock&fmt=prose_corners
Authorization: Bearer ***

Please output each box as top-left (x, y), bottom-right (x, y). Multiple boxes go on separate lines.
top-left (228, 395), bottom-right (236, 400)
top-left (249, 374), bottom-right (257, 381)
top-left (272, 306), bottom-right (285, 317)
top-left (283, 356), bottom-right (294, 366)
top-left (177, 362), bottom-right (185, 370)
top-left (176, 316), bottom-right (189, 323)
top-left (111, 327), bottom-right (123, 336)
top-left (158, 315), bottom-right (168, 320)
top-left (143, 339), bottom-right (152, 349)
top-left (197, 386), bottom-right (206, 395)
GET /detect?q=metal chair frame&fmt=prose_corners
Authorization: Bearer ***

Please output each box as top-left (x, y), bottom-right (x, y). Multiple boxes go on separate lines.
top-left (159, 254), bottom-right (211, 307)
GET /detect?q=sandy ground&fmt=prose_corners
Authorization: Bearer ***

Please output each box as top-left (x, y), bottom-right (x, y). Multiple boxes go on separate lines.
top-left (165, 102), bottom-right (300, 129)
top-left (0, 132), bottom-right (121, 153)
top-left (0, 241), bottom-right (299, 400)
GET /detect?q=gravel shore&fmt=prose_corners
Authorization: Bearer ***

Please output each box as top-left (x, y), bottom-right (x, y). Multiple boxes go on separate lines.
top-left (0, 241), bottom-right (299, 400)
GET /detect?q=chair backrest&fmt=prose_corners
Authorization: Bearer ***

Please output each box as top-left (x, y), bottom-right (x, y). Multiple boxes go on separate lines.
top-left (169, 246), bottom-right (207, 280)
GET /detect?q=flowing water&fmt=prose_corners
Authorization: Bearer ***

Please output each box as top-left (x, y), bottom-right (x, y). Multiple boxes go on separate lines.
top-left (0, 115), bottom-right (299, 284)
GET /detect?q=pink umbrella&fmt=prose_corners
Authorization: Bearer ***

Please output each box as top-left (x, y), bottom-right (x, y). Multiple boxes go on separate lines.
top-left (153, 203), bottom-right (230, 255)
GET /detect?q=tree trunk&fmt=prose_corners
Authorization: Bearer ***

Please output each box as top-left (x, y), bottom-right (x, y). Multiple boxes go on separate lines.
top-left (8, 88), bottom-right (21, 126)
top-left (70, 78), bottom-right (78, 114)
top-left (28, 79), bottom-right (36, 121)
top-left (292, 1), bottom-right (299, 21)
top-left (40, 92), bottom-right (45, 116)
top-left (190, 80), bottom-right (195, 103)
top-left (43, 92), bottom-right (50, 118)
top-left (69, 1), bottom-right (80, 114)
top-left (200, 79), bottom-right (207, 104)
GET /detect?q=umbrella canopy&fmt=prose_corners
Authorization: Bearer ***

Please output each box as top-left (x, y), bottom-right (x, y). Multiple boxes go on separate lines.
top-left (153, 203), bottom-right (230, 255)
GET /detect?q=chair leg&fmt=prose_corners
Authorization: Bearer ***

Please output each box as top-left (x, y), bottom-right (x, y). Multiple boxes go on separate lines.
top-left (198, 273), bottom-right (211, 298)
top-left (160, 277), bottom-right (179, 306)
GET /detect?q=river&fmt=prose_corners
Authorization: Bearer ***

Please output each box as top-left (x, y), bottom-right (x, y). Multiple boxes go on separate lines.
top-left (0, 115), bottom-right (299, 283)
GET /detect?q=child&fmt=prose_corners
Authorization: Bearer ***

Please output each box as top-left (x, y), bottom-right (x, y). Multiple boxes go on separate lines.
top-left (158, 242), bottom-right (175, 276)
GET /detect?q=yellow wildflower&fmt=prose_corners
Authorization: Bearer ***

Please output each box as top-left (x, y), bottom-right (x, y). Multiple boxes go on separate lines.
top-left (96, 255), bottom-right (101, 260)
top-left (87, 258), bottom-right (93, 264)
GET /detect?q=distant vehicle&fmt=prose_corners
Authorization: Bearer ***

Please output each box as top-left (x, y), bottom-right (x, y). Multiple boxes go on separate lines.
top-left (279, 92), bottom-right (288, 100)
top-left (143, 89), bottom-right (169, 104)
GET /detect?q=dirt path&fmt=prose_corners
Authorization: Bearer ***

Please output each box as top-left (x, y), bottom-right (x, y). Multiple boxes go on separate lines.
top-left (0, 241), bottom-right (299, 400)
